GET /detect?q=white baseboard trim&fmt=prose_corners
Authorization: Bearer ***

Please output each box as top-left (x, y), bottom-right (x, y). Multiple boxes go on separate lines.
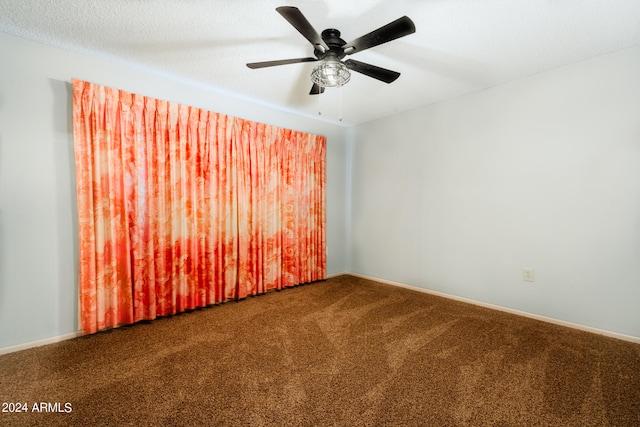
top-left (326, 272), bottom-right (349, 279)
top-left (3, 273), bottom-right (638, 354)
top-left (347, 273), bottom-right (640, 345)
top-left (0, 331), bottom-right (83, 356)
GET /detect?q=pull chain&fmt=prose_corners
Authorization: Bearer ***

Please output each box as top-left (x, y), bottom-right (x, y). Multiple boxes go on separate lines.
top-left (316, 85), bottom-right (345, 122)
top-left (339, 84), bottom-right (343, 122)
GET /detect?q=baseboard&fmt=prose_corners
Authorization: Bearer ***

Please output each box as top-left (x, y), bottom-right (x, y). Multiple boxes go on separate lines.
top-left (347, 273), bottom-right (640, 345)
top-left (3, 274), bottom-right (638, 354)
top-left (0, 331), bottom-right (83, 356)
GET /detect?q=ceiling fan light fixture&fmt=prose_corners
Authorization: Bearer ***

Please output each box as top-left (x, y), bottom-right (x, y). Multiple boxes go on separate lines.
top-left (311, 60), bottom-right (351, 88)
top-left (248, 7), bottom-right (416, 95)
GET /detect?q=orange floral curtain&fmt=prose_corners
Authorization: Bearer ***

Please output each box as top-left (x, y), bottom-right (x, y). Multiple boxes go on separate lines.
top-left (72, 79), bottom-right (326, 334)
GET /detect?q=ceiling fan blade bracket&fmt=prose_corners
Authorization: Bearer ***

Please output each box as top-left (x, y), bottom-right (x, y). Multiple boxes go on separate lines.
top-left (246, 57), bottom-right (318, 69)
top-left (276, 6), bottom-right (329, 51)
top-left (309, 83), bottom-right (325, 95)
top-left (344, 59), bottom-right (401, 83)
top-left (344, 16), bottom-right (416, 54)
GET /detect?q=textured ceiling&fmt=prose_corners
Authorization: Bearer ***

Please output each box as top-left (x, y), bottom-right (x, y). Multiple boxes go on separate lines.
top-left (1, 0), bottom-right (639, 126)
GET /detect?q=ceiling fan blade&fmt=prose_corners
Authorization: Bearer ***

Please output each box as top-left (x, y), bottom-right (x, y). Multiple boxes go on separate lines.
top-left (344, 59), bottom-right (401, 83)
top-left (309, 83), bottom-right (325, 95)
top-left (276, 6), bottom-right (329, 51)
top-left (246, 57), bottom-right (318, 69)
top-left (344, 16), bottom-right (415, 54)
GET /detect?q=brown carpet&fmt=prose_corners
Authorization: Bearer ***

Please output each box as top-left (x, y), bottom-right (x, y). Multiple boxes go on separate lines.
top-left (1, 275), bottom-right (639, 426)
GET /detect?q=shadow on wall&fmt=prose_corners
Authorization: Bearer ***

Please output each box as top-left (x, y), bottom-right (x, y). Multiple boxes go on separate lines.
top-left (50, 78), bottom-right (79, 334)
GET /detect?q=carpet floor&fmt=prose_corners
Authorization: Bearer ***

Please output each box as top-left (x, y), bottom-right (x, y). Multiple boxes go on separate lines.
top-left (1, 275), bottom-right (639, 426)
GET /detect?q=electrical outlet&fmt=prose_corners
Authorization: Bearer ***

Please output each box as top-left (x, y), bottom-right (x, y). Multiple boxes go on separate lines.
top-left (523, 267), bottom-right (535, 282)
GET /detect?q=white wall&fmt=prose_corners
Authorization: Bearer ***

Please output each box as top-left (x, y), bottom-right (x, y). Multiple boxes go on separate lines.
top-left (0, 32), bottom-right (348, 349)
top-left (350, 46), bottom-right (640, 339)
top-left (3, 29), bottom-right (639, 350)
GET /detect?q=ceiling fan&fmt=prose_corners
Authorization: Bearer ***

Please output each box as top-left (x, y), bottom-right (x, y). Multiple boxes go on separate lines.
top-left (247, 6), bottom-right (416, 95)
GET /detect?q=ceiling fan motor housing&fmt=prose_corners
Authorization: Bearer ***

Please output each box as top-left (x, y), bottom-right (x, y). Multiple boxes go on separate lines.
top-left (315, 29), bottom-right (347, 60)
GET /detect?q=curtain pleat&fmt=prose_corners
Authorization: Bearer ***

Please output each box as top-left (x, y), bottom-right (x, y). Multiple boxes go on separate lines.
top-left (72, 79), bottom-right (326, 334)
